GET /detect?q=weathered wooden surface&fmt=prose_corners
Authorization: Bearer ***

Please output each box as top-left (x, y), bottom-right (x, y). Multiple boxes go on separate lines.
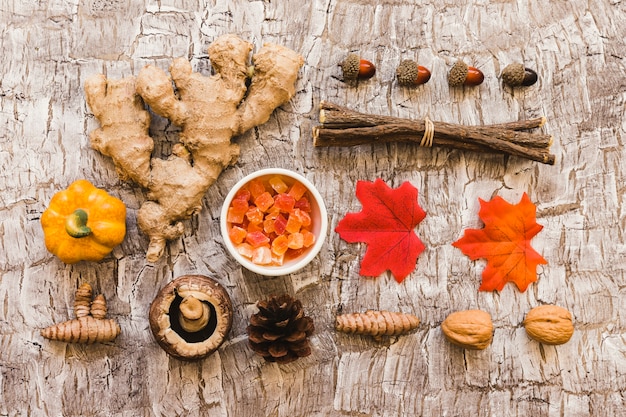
top-left (1, 1), bottom-right (625, 416)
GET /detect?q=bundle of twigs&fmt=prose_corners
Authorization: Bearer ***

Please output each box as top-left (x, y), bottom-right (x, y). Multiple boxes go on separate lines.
top-left (312, 101), bottom-right (555, 165)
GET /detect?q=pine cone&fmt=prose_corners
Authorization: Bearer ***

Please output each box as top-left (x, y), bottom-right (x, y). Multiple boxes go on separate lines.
top-left (247, 294), bottom-right (314, 363)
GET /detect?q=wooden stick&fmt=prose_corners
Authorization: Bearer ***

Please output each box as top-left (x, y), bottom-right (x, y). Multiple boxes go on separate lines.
top-left (314, 101), bottom-right (555, 165)
top-left (318, 101), bottom-right (552, 149)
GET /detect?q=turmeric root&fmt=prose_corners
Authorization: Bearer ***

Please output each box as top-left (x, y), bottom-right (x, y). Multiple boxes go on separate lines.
top-left (336, 310), bottom-right (420, 339)
top-left (41, 283), bottom-right (120, 344)
top-left (84, 34), bottom-right (304, 262)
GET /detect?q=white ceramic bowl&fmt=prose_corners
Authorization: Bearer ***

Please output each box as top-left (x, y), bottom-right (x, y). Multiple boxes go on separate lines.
top-left (220, 168), bottom-right (328, 276)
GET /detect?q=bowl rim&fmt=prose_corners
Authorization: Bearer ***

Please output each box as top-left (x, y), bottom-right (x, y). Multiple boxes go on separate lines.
top-left (220, 168), bottom-right (328, 276)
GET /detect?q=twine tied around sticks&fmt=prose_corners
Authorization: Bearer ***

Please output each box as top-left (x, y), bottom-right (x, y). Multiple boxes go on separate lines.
top-left (420, 116), bottom-right (434, 147)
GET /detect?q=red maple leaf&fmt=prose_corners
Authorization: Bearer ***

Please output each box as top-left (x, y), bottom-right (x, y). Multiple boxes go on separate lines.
top-left (452, 193), bottom-right (547, 292)
top-left (335, 179), bottom-right (426, 282)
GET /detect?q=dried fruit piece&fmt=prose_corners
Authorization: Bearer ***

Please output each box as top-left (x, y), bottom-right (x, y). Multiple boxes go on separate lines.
top-left (336, 310), bottom-right (420, 340)
top-left (274, 193), bottom-right (296, 212)
top-left (287, 232), bottom-right (304, 249)
top-left (247, 294), bottom-right (315, 363)
top-left (246, 231), bottom-right (270, 248)
top-left (288, 182), bottom-right (308, 200)
top-left (285, 215), bottom-right (302, 234)
top-left (252, 246), bottom-right (272, 264)
top-left (269, 176), bottom-right (288, 193)
top-left (501, 63), bottom-right (538, 87)
top-left (271, 235), bottom-right (289, 255)
top-left (396, 59), bottom-right (431, 86)
top-left (523, 305), bottom-right (574, 345)
top-left (245, 206), bottom-right (264, 224)
top-left (301, 229), bottom-right (316, 247)
top-left (229, 225), bottom-right (247, 244)
top-left (254, 192), bottom-right (274, 212)
top-left (441, 310), bottom-right (493, 350)
top-left (237, 242), bottom-right (254, 258)
top-left (448, 60), bottom-right (484, 86)
top-left (294, 197), bottom-right (311, 212)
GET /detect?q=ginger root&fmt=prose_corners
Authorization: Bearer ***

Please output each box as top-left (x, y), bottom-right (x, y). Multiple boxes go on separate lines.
top-left (84, 34), bottom-right (304, 261)
top-left (41, 283), bottom-right (121, 344)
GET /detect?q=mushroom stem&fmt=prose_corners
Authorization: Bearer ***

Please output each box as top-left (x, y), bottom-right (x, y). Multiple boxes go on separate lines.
top-left (178, 296), bottom-right (211, 333)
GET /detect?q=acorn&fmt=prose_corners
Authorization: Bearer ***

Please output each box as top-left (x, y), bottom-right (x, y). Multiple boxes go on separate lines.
top-left (396, 60), bottom-right (431, 86)
top-left (448, 60), bottom-right (484, 87)
top-left (340, 53), bottom-right (376, 83)
top-left (501, 63), bottom-right (538, 87)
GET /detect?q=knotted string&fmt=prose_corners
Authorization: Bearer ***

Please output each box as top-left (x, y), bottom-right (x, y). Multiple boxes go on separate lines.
top-left (419, 116), bottom-right (434, 147)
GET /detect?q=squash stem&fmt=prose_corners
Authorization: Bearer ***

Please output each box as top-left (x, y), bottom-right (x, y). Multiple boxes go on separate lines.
top-left (65, 209), bottom-right (92, 238)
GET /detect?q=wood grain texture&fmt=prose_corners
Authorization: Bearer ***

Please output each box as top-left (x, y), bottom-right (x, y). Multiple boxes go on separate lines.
top-left (1, 0), bottom-right (625, 416)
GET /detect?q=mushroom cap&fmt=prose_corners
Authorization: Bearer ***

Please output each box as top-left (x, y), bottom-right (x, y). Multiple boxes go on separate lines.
top-left (149, 275), bottom-right (233, 361)
top-left (501, 63), bottom-right (526, 86)
top-left (340, 53), bottom-right (361, 81)
top-left (396, 60), bottom-right (419, 86)
top-left (448, 60), bottom-right (469, 86)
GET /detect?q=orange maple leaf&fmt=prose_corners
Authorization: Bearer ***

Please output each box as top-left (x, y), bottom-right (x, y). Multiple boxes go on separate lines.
top-left (452, 193), bottom-right (547, 292)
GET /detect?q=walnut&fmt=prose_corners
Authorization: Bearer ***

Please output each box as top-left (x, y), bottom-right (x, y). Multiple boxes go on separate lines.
top-left (523, 305), bottom-right (574, 345)
top-left (441, 309), bottom-right (493, 350)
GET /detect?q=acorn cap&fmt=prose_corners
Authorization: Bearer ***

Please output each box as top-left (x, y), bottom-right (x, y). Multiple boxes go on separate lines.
top-left (396, 60), bottom-right (419, 86)
top-left (501, 63), bottom-right (525, 86)
top-left (340, 53), bottom-right (361, 82)
top-left (448, 60), bottom-right (469, 86)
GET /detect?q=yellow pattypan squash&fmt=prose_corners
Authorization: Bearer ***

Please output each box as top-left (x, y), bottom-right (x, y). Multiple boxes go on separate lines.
top-left (41, 179), bottom-right (127, 264)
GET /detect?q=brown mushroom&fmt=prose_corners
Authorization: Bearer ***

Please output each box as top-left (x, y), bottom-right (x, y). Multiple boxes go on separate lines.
top-left (149, 274), bottom-right (233, 361)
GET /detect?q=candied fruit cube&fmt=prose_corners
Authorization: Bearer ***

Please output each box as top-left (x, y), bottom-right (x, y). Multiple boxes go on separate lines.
top-left (252, 246), bottom-right (272, 265)
top-left (248, 178), bottom-right (266, 198)
top-left (285, 215), bottom-right (302, 234)
top-left (263, 218), bottom-right (276, 234)
top-left (229, 225), bottom-right (247, 244)
top-left (227, 207), bottom-right (245, 224)
top-left (269, 176), bottom-right (289, 193)
top-left (288, 181), bottom-right (307, 200)
top-left (231, 198), bottom-right (250, 215)
top-left (294, 197), bottom-right (311, 212)
top-left (246, 231), bottom-right (270, 248)
top-left (271, 234), bottom-right (289, 256)
top-left (254, 191), bottom-right (274, 212)
top-left (292, 208), bottom-right (311, 227)
top-left (246, 207), bottom-right (264, 224)
top-left (302, 229), bottom-right (316, 247)
top-left (287, 233), bottom-right (304, 249)
top-left (234, 189), bottom-right (251, 203)
top-left (236, 243), bottom-right (254, 258)
top-left (271, 253), bottom-right (285, 266)
top-left (274, 193), bottom-right (296, 213)
top-left (247, 222), bottom-right (263, 233)
top-left (273, 214), bottom-right (288, 235)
